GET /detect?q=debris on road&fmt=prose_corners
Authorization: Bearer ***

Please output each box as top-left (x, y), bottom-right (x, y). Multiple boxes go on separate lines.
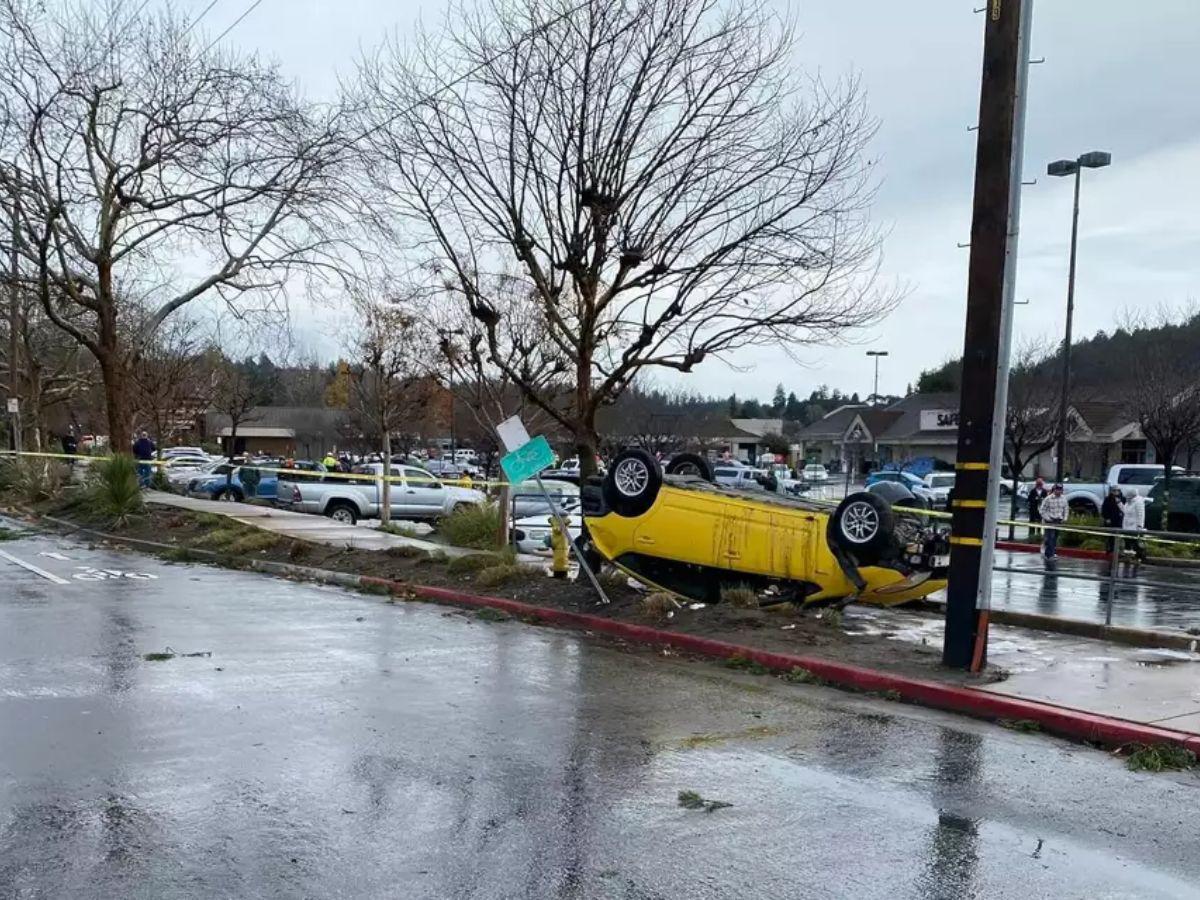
top-left (1122, 743), bottom-right (1197, 772)
top-left (677, 790), bottom-right (733, 813)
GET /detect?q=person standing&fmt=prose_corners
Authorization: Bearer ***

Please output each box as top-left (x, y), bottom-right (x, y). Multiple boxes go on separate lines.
top-left (1027, 477), bottom-right (1048, 524)
top-left (1101, 485), bottom-right (1125, 554)
top-left (1039, 483), bottom-right (1068, 561)
top-left (132, 431), bottom-right (156, 487)
top-left (1122, 491), bottom-right (1147, 570)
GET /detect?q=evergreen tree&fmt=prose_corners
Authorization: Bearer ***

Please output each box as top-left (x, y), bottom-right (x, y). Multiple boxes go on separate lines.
top-left (783, 392), bottom-right (804, 420)
top-left (772, 383), bottom-right (786, 413)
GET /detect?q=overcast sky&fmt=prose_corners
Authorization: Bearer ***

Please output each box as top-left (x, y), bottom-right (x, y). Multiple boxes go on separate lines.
top-left (198, 0), bottom-right (1200, 403)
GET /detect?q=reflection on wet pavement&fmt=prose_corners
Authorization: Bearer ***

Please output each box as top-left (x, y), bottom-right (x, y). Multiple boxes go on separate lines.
top-left (1, 528), bottom-right (1200, 898)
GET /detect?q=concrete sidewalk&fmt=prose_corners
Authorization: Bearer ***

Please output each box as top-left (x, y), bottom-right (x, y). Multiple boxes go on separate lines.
top-left (145, 491), bottom-right (481, 557)
top-left (848, 605), bottom-right (1200, 737)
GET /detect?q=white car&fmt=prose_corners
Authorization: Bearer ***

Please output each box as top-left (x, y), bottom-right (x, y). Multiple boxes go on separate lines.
top-left (922, 472), bottom-right (956, 508)
top-left (165, 456), bottom-right (227, 489)
top-left (802, 463), bottom-right (828, 483)
top-left (511, 511), bottom-right (582, 555)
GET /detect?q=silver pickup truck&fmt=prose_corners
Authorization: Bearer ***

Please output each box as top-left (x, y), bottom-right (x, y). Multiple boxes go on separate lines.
top-left (276, 463), bottom-right (486, 525)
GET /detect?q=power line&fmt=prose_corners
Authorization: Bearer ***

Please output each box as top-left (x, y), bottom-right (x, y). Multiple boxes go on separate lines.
top-left (181, 0), bottom-right (222, 38)
top-left (202, 0), bottom-right (264, 54)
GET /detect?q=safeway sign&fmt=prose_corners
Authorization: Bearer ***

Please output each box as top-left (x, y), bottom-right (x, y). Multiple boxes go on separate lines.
top-left (919, 409), bottom-right (960, 431)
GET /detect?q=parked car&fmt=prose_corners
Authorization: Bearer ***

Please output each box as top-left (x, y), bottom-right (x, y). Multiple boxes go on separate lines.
top-left (186, 463), bottom-right (282, 502)
top-left (167, 456), bottom-right (228, 490)
top-left (160, 446), bottom-right (209, 460)
top-left (277, 463), bottom-right (485, 524)
top-left (922, 472), bottom-right (956, 508)
top-left (713, 464), bottom-right (769, 491)
top-left (509, 479), bottom-right (581, 520)
top-left (1145, 476), bottom-right (1200, 532)
top-left (579, 449), bottom-right (950, 606)
top-left (866, 470), bottom-right (934, 506)
top-left (801, 463), bottom-right (828, 483)
top-left (1061, 464), bottom-right (1185, 515)
top-left (511, 509), bottom-right (583, 555)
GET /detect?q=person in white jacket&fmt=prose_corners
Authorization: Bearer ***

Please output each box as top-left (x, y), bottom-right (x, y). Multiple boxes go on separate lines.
top-left (1122, 492), bottom-right (1147, 568)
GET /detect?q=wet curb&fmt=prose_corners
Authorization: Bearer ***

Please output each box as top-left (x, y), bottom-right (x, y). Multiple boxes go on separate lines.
top-left (17, 510), bottom-right (1200, 755)
top-left (997, 538), bottom-right (1200, 569)
top-left (987, 608), bottom-right (1200, 652)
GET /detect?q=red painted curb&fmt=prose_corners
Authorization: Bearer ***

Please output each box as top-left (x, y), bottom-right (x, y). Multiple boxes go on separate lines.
top-left (359, 575), bottom-right (1200, 755)
top-left (996, 540), bottom-right (1109, 561)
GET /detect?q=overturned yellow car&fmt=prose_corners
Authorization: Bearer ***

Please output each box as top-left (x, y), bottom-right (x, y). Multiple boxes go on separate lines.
top-left (579, 449), bottom-right (950, 607)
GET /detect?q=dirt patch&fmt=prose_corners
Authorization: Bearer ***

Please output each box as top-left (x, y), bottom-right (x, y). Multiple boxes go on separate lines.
top-left (24, 500), bottom-right (1005, 687)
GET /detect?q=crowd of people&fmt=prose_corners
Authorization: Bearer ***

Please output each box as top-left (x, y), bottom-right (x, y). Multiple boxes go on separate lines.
top-left (1027, 475), bottom-right (1146, 564)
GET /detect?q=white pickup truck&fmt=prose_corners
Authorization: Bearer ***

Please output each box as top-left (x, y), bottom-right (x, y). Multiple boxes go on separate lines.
top-left (1056, 464), bottom-right (1184, 515)
top-left (276, 463), bottom-right (486, 525)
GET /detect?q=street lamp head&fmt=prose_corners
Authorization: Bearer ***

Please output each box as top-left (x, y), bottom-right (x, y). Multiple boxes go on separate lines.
top-left (865, 350), bottom-right (889, 357)
top-left (1047, 159), bottom-right (1077, 177)
top-left (1078, 150), bottom-right (1112, 169)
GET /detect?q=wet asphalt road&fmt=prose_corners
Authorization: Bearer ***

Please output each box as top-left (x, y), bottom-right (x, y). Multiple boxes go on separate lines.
top-left (2, 527), bottom-right (1200, 899)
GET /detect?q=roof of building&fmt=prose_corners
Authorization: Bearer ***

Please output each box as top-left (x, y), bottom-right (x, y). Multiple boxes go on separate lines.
top-left (206, 406), bottom-right (348, 434)
top-left (795, 405), bottom-right (871, 440)
top-left (875, 392), bottom-right (961, 444)
top-left (729, 418), bottom-right (785, 438)
top-left (1069, 400), bottom-right (1136, 439)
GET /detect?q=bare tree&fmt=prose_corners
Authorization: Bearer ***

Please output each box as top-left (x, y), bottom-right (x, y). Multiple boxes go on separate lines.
top-left (209, 352), bottom-right (273, 474)
top-left (1125, 357), bottom-right (1200, 526)
top-left (347, 296), bottom-right (423, 525)
top-left (129, 315), bottom-right (210, 460)
top-left (1003, 340), bottom-right (1059, 539)
top-left (356, 0), bottom-right (892, 475)
top-left (0, 0), bottom-right (346, 452)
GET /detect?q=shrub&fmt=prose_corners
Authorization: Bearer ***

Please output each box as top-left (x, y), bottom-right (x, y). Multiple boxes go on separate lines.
top-left (721, 584), bottom-right (758, 609)
top-left (386, 544), bottom-right (428, 559)
top-left (1060, 513), bottom-right (1102, 549)
top-left (227, 531), bottom-right (279, 555)
top-left (1125, 743), bottom-right (1197, 772)
top-left (1, 458), bottom-right (68, 504)
top-left (87, 454), bottom-right (143, 527)
top-left (149, 465), bottom-right (171, 492)
top-left (379, 521), bottom-right (422, 538)
top-left (640, 592), bottom-right (678, 622)
top-left (475, 562), bottom-right (536, 589)
top-left (439, 502), bottom-right (502, 550)
top-left (447, 549), bottom-right (514, 575)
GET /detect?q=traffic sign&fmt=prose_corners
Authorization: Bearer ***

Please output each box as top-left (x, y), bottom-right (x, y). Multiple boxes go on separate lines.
top-left (500, 434), bottom-right (555, 484)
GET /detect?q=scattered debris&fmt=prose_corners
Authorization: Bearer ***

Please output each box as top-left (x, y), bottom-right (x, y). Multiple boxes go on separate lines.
top-left (1032, 838), bottom-right (1043, 859)
top-left (1000, 718), bottom-right (1043, 733)
top-left (142, 646), bottom-right (211, 662)
top-left (386, 544), bottom-right (428, 559)
top-left (1123, 743), bottom-right (1197, 772)
top-left (677, 790), bottom-right (733, 813)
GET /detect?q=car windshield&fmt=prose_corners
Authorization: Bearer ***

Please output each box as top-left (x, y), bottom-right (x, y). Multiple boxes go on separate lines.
top-left (928, 474), bottom-right (955, 488)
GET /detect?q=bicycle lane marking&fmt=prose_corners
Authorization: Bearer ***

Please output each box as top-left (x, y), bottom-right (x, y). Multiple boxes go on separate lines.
top-left (0, 548), bottom-right (71, 585)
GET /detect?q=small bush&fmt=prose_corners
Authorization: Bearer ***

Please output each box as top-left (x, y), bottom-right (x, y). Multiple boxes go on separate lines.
top-left (149, 465), bottom-right (171, 492)
top-left (475, 563), bottom-right (536, 589)
top-left (161, 546), bottom-right (199, 563)
top-left (2, 459), bottom-right (68, 504)
top-left (598, 569), bottom-right (630, 591)
top-left (1125, 743), bottom-right (1197, 772)
top-left (783, 666), bottom-right (820, 684)
top-left (724, 655), bottom-right (770, 675)
top-left (428, 549), bottom-right (450, 563)
top-left (439, 502), bottom-right (502, 550)
top-left (475, 606), bottom-right (511, 622)
top-left (821, 608), bottom-right (843, 629)
top-left (87, 454), bottom-right (143, 527)
top-left (0, 526), bottom-right (23, 541)
top-left (721, 584), bottom-right (759, 609)
top-left (1060, 513), bottom-right (1102, 549)
top-left (227, 531), bottom-right (279, 555)
top-left (288, 542), bottom-right (310, 561)
top-left (194, 527), bottom-right (243, 550)
top-left (194, 512), bottom-right (227, 528)
top-left (640, 592), bottom-right (678, 622)
top-left (447, 549), bottom-right (514, 575)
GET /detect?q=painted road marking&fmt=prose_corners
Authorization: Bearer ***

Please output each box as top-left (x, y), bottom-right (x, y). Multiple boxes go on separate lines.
top-left (38, 551), bottom-right (72, 561)
top-left (0, 549), bottom-right (71, 584)
top-left (72, 566), bottom-right (158, 581)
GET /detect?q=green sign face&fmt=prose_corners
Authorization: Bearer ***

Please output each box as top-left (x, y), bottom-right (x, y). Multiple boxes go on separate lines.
top-left (500, 434), bottom-right (555, 484)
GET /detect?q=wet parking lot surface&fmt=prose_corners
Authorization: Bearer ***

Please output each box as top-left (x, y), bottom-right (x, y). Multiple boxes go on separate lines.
top-left (3, 526), bottom-right (1200, 898)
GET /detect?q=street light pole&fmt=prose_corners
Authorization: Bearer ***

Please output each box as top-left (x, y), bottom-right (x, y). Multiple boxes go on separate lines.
top-left (866, 350), bottom-right (888, 405)
top-left (1048, 150), bottom-right (1110, 482)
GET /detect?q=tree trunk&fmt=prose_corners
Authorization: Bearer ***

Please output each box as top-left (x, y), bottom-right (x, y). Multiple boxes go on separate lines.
top-left (380, 429), bottom-right (392, 526)
top-left (496, 482), bottom-right (510, 550)
top-left (101, 358), bottom-right (133, 455)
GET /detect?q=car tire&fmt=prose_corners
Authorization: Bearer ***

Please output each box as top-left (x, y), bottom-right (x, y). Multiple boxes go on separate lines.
top-left (664, 453), bottom-right (714, 482)
top-left (602, 449), bottom-right (663, 517)
top-left (326, 502), bottom-right (358, 526)
top-left (215, 488), bottom-right (241, 502)
top-left (829, 492), bottom-right (894, 564)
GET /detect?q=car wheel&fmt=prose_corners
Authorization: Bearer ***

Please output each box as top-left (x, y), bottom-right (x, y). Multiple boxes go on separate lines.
top-left (216, 489), bottom-right (240, 502)
top-left (602, 449), bottom-right (663, 517)
top-left (664, 453), bottom-right (714, 482)
top-left (829, 492), bottom-right (894, 564)
top-left (327, 502), bottom-right (358, 526)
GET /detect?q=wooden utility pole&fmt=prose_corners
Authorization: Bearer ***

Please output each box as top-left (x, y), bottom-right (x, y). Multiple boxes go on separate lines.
top-left (7, 184), bottom-right (21, 453)
top-left (944, 0), bottom-right (1033, 670)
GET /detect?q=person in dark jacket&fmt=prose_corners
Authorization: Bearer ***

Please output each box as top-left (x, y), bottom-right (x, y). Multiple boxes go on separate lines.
top-left (1027, 477), bottom-right (1048, 524)
top-left (1101, 485), bottom-right (1125, 553)
top-left (132, 431), bottom-right (155, 486)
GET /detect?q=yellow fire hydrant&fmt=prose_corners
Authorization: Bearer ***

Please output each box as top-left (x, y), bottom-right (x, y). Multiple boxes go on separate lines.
top-left (550, 517), bottom-right (569, 579)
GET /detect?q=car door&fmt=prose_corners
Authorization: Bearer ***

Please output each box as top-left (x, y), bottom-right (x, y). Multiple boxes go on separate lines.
top-left (401, 466), bottom-right (445, 518)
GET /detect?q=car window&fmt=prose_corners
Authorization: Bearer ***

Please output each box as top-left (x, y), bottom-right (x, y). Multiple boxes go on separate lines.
top-left (404, 467), bottom-right (441, 487)
top-left (1118, 468), bottom-right (1159, 485)
top-left (714, 467), bottom-right (738, 477)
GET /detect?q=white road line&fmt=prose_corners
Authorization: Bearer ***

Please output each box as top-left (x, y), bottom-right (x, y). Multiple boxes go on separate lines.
top-left (0, 548), bottom-right (71, 584)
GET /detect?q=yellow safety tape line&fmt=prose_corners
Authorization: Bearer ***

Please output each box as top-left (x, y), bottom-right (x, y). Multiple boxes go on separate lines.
top-left (955, 461), bottom-right (990, 471)
top-left (0, 449), bottom-right (517, 489)
top-left (952, 499), bottom-right (987, 509)
top-left (949, 536), bottom-right (984, 547)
